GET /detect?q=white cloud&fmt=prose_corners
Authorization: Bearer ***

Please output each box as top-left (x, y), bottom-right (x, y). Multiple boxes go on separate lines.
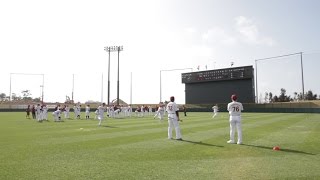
top-left (202, 27), bottom-right (237, 46)
top-left (235, 16), bottom-right (275, 46)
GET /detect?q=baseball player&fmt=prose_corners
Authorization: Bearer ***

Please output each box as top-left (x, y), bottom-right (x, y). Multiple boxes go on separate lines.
top-left (127, 105), bottom-right (132, 117)
top-left (85, 105), bottom-right (90, 119)
top-left (26, 105), bottom-right (31, 119)
top-left (64, 105), bottom-right (70, 119)
top-left (154, 104), bottom-right (165, 121)
top-left (98, 103), bottom-right (106, 126)
top-left (212, 104), bottom-right (219, 118)
top-left (148, 106), bottom-right (152, 116)
top-left (52, 109), bottom-right (62, 122)
top-left (140, 105), bottom-right (145, 117)
top-left (42, 104), bottom-right (48, 121)
top-left (73, 104), bottom-right (77, 119)
top-left (227, 94), bottom-right (244, 145)
top-left (36, 104), bottom-right (42, 122)
top-left (94, 109), bottom-right (99, 119)
top-left (166, 96), bottom-right (182, 140)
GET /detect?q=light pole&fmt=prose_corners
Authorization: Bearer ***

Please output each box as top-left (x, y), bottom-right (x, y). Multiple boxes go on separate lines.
top-left (104, 46), bottom-right (123, 105)
top-left (255, 52), bottom-right (303, 103)
top-left (300, 52), bottom-right (305, 100)
top-left (40, 85), bottom-right (44, 103)
top-left (160, 68), bottom-right (193, 102)
top-left (72, 74), bottom-right (74, 103)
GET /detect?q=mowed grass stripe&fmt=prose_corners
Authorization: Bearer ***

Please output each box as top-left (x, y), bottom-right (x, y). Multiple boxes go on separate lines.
top-left (1, 112), bottom-right (320, 180)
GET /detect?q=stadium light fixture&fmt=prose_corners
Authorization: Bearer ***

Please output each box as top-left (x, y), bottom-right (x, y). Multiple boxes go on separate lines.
top-left (104, 46), bottom-right (123, 105)
top-left (159, 68), bottom-right (193, 103)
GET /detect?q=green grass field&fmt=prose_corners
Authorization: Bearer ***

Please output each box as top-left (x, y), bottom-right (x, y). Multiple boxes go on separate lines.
top-left (1, 112), bottom-right (319, 180)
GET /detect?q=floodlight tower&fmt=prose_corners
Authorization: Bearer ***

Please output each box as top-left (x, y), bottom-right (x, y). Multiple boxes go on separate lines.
top-left (104, 46), bottom-right (123, 105)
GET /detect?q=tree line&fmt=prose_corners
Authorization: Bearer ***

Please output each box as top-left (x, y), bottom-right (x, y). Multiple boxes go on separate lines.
top-left (0, 90), bottom-right (41, 102)
top-left (1, 88), bottom-right (319, 103)
top-left (263, 88), bottom-right (318, 103)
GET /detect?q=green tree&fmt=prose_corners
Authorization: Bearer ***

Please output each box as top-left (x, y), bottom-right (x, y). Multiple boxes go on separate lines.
top-left (278, 88), bottom-right (291, 102)
top-left (268, 92), bottom-right (273, 103)
top-left (12, 93), bottom-right (21, 101)
top-left (0, 93), bottom-right (6, 101)
top-left (305, 90), bottom-right (317, 100)
top-left (33, 97), bottom-right (41, 102)
top-left (21, 90), bottom-right (32, 100)
top-left (264, 92), bottom-right (269, 103)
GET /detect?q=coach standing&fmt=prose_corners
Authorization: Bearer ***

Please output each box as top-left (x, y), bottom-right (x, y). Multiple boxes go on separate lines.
top-left (227, 94), bottom-right (244, 145)
top-left (166, 96), bottom-right (182, 140)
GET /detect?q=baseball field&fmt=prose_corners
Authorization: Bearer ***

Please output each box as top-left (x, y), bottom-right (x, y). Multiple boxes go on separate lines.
top-left (1, 112), bottom-right (319, 179)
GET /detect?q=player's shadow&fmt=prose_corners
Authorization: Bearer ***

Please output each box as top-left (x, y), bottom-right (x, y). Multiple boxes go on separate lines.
top-left (181, 139), bottom-right (224, 148)
top-left (102, 125), bottom-right (118, 128)
top-left (242, 144), bottom-right (316, 155)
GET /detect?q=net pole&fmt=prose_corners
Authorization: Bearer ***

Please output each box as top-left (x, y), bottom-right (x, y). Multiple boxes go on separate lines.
top-left (300, 52), bottom-right (305, 100)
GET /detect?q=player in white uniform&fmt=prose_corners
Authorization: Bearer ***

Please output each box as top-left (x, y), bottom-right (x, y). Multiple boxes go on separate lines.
top-left (98, 103), bottom-right (106, 126)
top-left (227, 94), bottom-right (244, 145)
top-left (36, 104), bottom-right (42, 122)
top-left (166, 96), bottom-right (182, 140)
top-left (114, 106), bottom-right (120, 118)
top-left (109, 105), bottom-right (115, 118)
top-left (73, 104), bottom-right (77, 119)
top-left (42, 104), bottom-right (48, 121)
top-left (52, 109), bottom-right (62, 122)
top-left (212, 104), bottom-right (219, 118)
top-left (154, 104), bottom-right (164, 121)
top-left (64, 105), bottom-right (70, 119)
top-left (127, 105), bottom-right (132, 117)
top-left (148, 106), bottom-right (152, 116)
top-left (77, 104), bottom-right (81, 119)
top-left (85, 105), bottom-right (90, 119)
top-left (140, 105), bottom-right (145, 117)
top-left (94, 109), bottom-right (99, 119)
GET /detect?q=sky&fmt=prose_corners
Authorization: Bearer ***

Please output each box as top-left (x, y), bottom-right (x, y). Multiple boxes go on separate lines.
top-left (0, 0), bottom-right (320, 104)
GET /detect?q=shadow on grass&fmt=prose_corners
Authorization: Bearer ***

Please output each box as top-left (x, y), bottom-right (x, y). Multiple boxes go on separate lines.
top-left (102, 125), bottom-right (118, 128)
top-left (242, 144), bottom-right (316, 155)
top-left (180, 139), bottom-right (224, 148)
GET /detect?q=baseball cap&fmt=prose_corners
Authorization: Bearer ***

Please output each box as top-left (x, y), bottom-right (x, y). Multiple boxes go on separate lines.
top-left (231, 94), bottom-right (237, 101)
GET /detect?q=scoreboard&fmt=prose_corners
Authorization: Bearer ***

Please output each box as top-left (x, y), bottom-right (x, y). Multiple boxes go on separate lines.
top-left (182, 66), bottom-right (253, 83)
top-left (182, 66), bottom-right (255, 104)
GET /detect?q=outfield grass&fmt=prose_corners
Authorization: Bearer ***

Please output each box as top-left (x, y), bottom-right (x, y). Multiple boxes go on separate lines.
top-left (0, 112), bottom-right (319, 180)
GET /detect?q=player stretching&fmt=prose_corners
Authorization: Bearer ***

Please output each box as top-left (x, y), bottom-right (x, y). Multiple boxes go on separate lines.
top-left (166, 96), bottom-right (182, 140)
top-left (227, 94), bottom-right (244, 145)
top-left (154, 103), bottom-right (165, 121)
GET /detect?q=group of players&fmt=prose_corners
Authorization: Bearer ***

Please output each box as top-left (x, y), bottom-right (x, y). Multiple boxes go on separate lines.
top-left (25, 94), bottom-right (243, 144)
top-left (25, 103), bottom-right (168, 122)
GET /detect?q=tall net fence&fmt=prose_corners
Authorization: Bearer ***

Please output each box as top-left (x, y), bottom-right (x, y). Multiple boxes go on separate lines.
top-left (256, 52), bottom-right (320, 103)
